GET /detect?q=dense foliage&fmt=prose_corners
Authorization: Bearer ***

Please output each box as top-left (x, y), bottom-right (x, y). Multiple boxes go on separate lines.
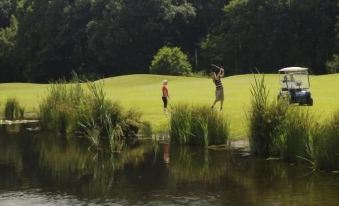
top-left (150, 46), bottom-right (192, 75)
top-left (0, 0), bottom-right (338, 82)
top-left (202, 0), bottom-right (337, 75)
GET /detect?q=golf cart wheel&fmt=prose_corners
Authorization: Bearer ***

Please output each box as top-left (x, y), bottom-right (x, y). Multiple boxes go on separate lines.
top-left (307, 97), bottom-right (313, 106)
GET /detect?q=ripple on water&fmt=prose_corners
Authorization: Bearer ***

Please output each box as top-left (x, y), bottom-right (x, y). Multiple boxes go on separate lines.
top-left (0, 191), bottom-right (90, 206)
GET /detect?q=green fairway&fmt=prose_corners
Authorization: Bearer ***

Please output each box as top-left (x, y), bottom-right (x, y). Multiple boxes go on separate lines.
top-left (0, 74), bottom-right (339, 139)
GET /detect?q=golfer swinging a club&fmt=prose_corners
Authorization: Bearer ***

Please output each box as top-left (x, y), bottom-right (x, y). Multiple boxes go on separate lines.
top-left (211, 64), bottom-right (224, 111)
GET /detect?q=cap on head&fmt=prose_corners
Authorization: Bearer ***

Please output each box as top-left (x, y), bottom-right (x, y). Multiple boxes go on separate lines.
top-left (162, 80), bottom-right (168, 85)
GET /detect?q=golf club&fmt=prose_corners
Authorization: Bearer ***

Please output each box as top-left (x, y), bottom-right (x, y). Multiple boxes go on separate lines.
top-left (211, 64), bottom-right (222, 70)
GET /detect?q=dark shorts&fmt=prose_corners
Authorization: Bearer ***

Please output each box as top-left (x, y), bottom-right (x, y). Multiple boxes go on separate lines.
top-left (162, 97), bottom-right (168, 108)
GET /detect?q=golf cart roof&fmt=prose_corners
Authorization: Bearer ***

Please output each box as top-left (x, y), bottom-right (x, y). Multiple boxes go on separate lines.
top-left (279, 67), bottom-right (308, 72)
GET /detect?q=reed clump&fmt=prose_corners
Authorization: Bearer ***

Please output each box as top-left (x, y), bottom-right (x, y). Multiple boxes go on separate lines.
top-left (170, 104), bottom-right (229, 146)
top-left (249, 74), bottom-right (339, 171)
top-left (248, 75), bottom-right (288, 156)
top-left (309, 111), bottom-right (339, 171)
top-left (277, 108), bottom-right (317, 162)
top-left (39, 79), bottom-right (143, 153)
top-left (4, 98), bottom-right (25, 120)
top-left (39, 81), bottom-right (82, 133)
top-left (248, 74), bottom-right (316, 160)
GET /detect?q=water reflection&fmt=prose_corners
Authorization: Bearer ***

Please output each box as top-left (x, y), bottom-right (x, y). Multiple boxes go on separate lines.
top-left (33, 134), bottom-right (153, 199)
top-left (169, 147), bottom-right (231, 183)
top-left (1, 127), bottom-right (339, 205)
top-left (163, 143), bottom-right (170, 164)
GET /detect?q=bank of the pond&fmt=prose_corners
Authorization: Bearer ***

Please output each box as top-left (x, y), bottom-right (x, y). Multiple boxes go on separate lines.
top-left (1, 74), bottom-right (339, 139)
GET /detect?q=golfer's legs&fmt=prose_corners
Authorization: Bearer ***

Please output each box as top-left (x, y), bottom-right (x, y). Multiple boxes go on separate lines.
top-left (212, 99), bottom-right (218, 108)
top-left (162, 97), bottom-right (168, 109)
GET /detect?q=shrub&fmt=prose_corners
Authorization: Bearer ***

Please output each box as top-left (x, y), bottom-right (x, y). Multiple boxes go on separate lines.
top-left (170, 104), bottom-right (229, 146)
top-left (149, 46), bottom-right (192, 75)
top-left (4, 98), bottom-right (25, 120)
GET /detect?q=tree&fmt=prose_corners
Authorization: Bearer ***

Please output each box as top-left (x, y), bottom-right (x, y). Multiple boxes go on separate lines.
top-left (0, 16), bottom-right (21, 82)
top-left (0, 0), bottom-right (17, 28)
top-left (14, 0), bottom-right (197, 81)
top-left (326, 54), bottom-right (339, 73)
top-left (15, 0), bottom-right (92, 81)
top-left (201, 0), bottom-right (337, 74)
top-left (149, 46), bottom-right (192, 75)
top-left (0, 0), bottom-right (337, 82)
top-left (87, 0), bottom-right (196, 76)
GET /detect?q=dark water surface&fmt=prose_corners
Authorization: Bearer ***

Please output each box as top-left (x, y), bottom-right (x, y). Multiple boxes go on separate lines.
top-left (1, 124), bottom-right (339, 206)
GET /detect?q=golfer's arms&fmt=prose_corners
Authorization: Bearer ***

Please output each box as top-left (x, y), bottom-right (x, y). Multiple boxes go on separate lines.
top-left (212, 72), bottom-right (217, 80)
top-left (217, 68), bottom-right (224, 78)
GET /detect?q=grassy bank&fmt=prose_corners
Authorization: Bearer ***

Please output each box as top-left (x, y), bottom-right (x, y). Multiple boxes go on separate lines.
top-left (1, 74), bottom-right (339, 139)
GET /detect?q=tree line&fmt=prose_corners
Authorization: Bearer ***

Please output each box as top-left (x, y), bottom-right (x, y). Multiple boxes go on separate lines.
top-left (0, 0), bottom-right (338, 82)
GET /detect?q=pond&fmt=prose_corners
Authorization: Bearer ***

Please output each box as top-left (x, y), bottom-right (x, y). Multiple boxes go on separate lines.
top-left (1, 124), bottom-right (339, 206)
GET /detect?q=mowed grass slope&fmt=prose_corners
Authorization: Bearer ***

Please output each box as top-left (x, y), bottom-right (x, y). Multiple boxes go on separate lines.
top-left (0, 74), bottom-right (339, 139)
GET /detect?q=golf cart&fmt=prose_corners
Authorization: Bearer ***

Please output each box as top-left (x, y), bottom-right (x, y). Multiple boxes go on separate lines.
top-left (277, 67), bottom-right (313, 106)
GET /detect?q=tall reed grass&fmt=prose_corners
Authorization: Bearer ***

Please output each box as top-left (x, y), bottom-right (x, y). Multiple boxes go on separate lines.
top-left (39, 78), bottom-right (144, 153)
top-left (170, 104), bottom-right (229, 146)
top-left (277, 108), bottom-right (317, 162)
top-left (249, 74), bottom-right (339, 171)
top-left (4, 98), bottom-right (25, 120)
top-left (39, 80), bottom-right (83, 133)
top-left (249, 75), bottom-right (315, 159)
top-left (248, 75), bottom-right (288, 156)
top-left (309, 111), bottom-right (339, 171)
